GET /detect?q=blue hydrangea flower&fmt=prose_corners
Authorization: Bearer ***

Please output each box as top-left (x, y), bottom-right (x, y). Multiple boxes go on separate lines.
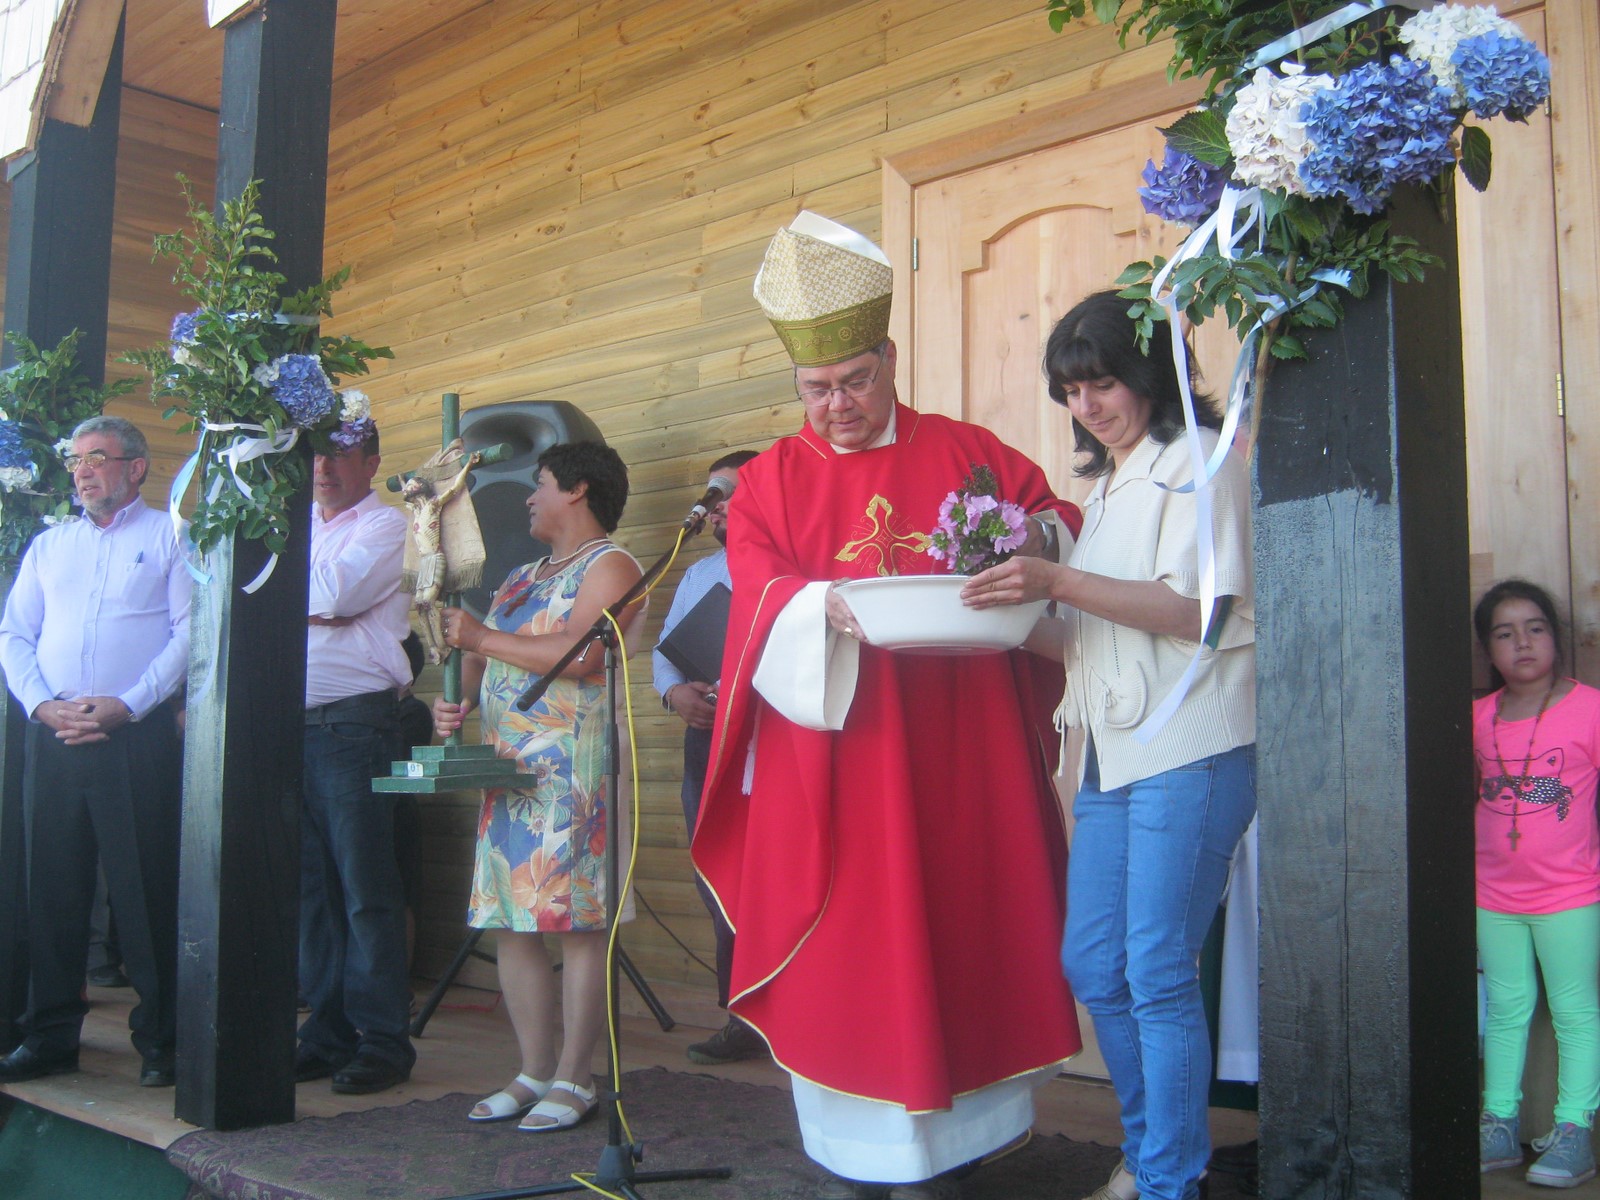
top-left (0, 421), bottom-right (35, 491)
top-left (1299, 54), bottom-right (1458, 216)
top-left (1139, 146), bottom-right (1229, 226)
top-left (0, 420), bottom-right (32, 470)
top-left (169, 310), bottom-right (200, 344)
top-left (264, 353), bottom-right (337, 427)
top-left (329, 417), bottom-right (377, 452)
top-left (1453, 31), bottom-right (1551, 120)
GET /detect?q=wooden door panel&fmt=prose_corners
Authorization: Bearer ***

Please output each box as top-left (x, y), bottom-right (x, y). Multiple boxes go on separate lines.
top-left (1457, 12), bottom-right (1570, 666)
top-left (912, 114), bottom-right (1242, 502)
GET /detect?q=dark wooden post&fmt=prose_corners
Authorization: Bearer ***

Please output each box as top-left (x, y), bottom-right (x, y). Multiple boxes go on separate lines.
top-left (174, 0), bottom-right (336, 1130)
top-left (1253, 186), bottom-right (1479, 1198)
top-left (0, 15), bottom-right (124, 1052)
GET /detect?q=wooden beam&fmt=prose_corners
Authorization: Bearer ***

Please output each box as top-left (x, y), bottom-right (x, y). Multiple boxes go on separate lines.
top-left (0, 10), bottom-right (124, 1054)
top-left (45, 0), bottom-right (126, 127)
top-left (173, 0), bottom-right (335, 1132)
top-left (1254, 185), bottom-right (1479, 1198)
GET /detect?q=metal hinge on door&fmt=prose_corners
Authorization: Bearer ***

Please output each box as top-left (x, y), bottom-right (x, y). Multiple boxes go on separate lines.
top-left (1557, 371), bottom-right (1565, 418)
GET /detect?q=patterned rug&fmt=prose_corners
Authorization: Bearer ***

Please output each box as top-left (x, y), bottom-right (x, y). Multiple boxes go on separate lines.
top-left (168, 1067), bottom-right (1253, 1200)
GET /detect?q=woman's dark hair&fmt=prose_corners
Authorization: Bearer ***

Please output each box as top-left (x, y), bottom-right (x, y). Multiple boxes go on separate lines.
top-left (1473, 578), bottom-right (1564, 689)
top-left (1043, 290), bottom-right (1221, 478)
top-left (536, 441), bottom-right (630, 533)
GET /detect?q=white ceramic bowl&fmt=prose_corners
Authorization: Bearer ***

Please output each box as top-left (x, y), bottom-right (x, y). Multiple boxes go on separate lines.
top-left (833, 574), bottom-right (1047, 655)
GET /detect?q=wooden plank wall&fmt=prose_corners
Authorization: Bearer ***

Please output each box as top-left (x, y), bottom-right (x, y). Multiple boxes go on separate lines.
top-left (316, 0), bottom-right (1159, 1008)
top-left (8, 0), bottom-right (1592, 1025)
top-left (102, 88), bottom-right (217, 471)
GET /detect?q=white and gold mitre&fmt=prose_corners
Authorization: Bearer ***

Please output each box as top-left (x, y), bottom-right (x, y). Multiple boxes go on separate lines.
top-left (753, 211), bottom-right (893, 367)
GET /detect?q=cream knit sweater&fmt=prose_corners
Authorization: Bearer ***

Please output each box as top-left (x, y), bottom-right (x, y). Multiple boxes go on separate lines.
top-left (1061, 428), bottom-right (1256, 791)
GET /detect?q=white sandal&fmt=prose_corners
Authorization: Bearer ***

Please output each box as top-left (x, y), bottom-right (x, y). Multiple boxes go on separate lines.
top-left (468, 1073), bottom-right (550, 1122)
top-left (518, 1078), bottom-right (597, 1132)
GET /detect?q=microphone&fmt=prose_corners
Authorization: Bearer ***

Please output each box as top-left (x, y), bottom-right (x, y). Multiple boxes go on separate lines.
top-left (682, 474), bottom-right (737, 533)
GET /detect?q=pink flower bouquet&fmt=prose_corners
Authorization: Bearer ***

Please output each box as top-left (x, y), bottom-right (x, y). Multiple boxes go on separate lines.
top-left (926, 464), bottom-right (1029, 576)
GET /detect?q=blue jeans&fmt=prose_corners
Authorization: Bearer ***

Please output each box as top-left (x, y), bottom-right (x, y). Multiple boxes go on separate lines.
top-left (298, 717), bottom-right (415, 1070)
top-left (1063, 744), bottom-right (1257, 1200)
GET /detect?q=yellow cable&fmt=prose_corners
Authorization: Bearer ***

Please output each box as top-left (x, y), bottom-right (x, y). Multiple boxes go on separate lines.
top-left (591, 526), bottom-right (687, 1151)
top-left (567, 1172), bottom-right (628, 1200)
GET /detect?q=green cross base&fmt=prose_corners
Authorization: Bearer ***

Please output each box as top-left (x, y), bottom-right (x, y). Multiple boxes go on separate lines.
top-left (372, 742), bottom-right (521, 795)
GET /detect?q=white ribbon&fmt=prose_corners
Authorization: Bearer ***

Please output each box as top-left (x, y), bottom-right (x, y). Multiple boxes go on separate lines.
top-left (1243, 0), bottom-right (1416, 72)
top-left (1132, 0), bottom-right (1422, 743)
top-left (1132, 186), bottom-right (1344, 742)
top-left (168, 419), bottom-right (301, 594)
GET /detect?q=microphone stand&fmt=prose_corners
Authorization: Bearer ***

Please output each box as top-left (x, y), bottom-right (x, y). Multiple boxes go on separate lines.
top-left (457, 521), bottom-right (730, 1200)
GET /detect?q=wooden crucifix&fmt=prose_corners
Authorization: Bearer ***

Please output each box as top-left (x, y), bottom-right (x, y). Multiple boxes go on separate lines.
top-left (374, 393), bottom-right (520, 795)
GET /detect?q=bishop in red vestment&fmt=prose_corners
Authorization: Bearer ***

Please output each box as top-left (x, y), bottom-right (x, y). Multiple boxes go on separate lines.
top-left (695, 211), bottom-right (1082, 1195)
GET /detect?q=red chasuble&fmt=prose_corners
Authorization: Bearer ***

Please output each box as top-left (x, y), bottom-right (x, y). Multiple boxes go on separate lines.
top-left (694, 404), bottom-right (1084, 1112)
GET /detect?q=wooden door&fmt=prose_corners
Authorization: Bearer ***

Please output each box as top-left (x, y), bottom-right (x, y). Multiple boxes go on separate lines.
top-left (909, 113), bottom-right (1243, 511)
top-left (1458, 12), bottom-right (1571, 676)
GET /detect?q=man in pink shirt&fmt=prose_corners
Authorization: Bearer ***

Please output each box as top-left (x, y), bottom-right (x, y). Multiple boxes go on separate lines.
top-left (293, 426), bottom-right (416, 1095)
top-left (0, 415), bottom-right (191, 1087)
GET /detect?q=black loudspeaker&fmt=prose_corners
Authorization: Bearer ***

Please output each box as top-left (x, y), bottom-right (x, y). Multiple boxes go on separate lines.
top-left (457, 401), bottom-right (606, 616)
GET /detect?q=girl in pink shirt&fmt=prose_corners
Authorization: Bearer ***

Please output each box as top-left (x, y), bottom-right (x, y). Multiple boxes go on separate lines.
top-left (1474, 579), bottom-right (1600, 1187)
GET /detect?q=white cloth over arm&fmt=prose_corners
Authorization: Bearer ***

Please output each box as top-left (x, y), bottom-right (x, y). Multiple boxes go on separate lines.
top-left (750, 580), bottom-right (859, 731)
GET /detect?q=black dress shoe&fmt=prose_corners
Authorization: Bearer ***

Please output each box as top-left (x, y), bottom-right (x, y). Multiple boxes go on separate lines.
top-left (87, 964), bottom-right (131, 988)
top-left (293, 1045), bottom-right (350, 1083)
top-left (1209, 1139), bottom-right (1258, 1175)
top-left (331, 1052), bottom-right (410, 1095)
top-left (0, 1043), bottom-right (79, 1083)
top-left (139, 1061), bottom-right (175, 1087)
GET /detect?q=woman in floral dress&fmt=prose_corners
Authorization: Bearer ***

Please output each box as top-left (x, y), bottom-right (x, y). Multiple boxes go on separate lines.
top-left (432, 442), bottom-right (643, 1132)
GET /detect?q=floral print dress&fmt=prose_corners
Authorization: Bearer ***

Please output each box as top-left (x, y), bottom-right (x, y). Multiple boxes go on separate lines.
top-left (469, 543), bottom-right (636, 932)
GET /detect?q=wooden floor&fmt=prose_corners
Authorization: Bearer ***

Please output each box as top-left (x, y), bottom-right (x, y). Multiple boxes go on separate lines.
top-left (0, 977), bottom-right (1253, 1154)
top-left (3, 979), bottom-right (1591, 1197)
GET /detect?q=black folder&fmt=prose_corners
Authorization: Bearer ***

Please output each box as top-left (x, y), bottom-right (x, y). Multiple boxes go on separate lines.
top-left (657, 582), bottom-right (732, 684)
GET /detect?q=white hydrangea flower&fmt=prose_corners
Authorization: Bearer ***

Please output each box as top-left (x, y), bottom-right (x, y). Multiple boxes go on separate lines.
top-left (0, 467), bottom-right (33, 492)
top-left (1225, 63), bottom-right (1336, 194)
top-left (339, 389), bottom-right (370, 422)
top-left (41, 513), bottom-right (76, 527)
top-left (1398, 3), bottom-right (1523, 101)
top-left (252, 360), bottom-right (281, 387)
top-left (173, 346), bottom-right (197, 368)
top-left (53, 437), bottom-right (73, 458)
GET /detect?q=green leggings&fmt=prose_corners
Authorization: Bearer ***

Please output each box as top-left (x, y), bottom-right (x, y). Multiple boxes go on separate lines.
top-left (1479, 903), bottom-right (1600, 1128)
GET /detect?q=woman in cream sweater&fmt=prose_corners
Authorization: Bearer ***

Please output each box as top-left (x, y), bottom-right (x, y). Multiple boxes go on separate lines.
top-left (964, 289), bottom-right (1256, 1200)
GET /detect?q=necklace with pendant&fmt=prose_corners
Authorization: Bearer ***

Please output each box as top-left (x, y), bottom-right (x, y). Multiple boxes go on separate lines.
top-left (1490, 679), bottom-right (1558, 850)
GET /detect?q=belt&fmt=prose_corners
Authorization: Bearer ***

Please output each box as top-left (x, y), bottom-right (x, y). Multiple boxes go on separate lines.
top-left (305, 688), bottom-right (398, 727)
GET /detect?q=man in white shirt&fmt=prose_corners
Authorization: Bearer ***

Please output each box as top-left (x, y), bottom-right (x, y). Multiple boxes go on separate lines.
top-left (651, 449), bottom-right (767, 1065)
top-left (0, 416), bottom-right (191, 1087)
top-left (293, 427), bottom-right (415, 1095)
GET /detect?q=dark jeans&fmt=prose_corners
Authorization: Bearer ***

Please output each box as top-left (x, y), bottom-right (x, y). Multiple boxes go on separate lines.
top-left (682, 726), bottom-right (735, 1008)
top-left (20, 708), bottom-right (180, 1062)
top-left (298, 698), bottom-right (414, 1070)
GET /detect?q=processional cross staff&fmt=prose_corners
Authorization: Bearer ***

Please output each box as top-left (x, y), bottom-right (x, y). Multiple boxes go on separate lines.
top-left (374, 393), bottom-right (519, 788)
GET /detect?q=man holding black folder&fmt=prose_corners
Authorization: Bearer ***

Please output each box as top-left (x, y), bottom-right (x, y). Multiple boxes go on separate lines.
top-left (652, 448), bottom-right (765, 1065)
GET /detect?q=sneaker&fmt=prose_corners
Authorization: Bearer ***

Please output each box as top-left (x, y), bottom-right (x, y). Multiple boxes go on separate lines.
top-left (686, 1018), bottom-right (769, 1065)
top-left (1527, 1122), bottom-right (1597, 1188)
top-left (1481, 1111), bottom-right (1523, 1173)
top-left (86, 964), bottom-right (130, 988)
top-left (1083, 1161), bottom-right (1138, 1200)
top-left (1080, 1163), bottom-right (1208, 1200)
